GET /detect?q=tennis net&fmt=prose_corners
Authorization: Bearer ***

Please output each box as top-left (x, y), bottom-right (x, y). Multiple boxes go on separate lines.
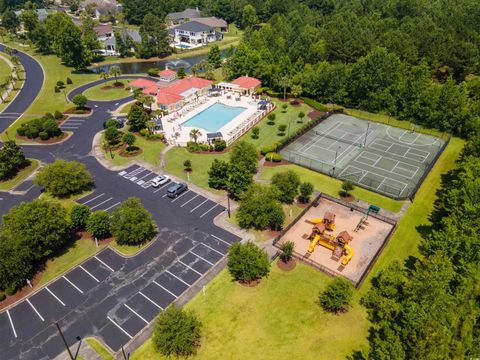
top-left (314, 131), bottom-right (365, 147)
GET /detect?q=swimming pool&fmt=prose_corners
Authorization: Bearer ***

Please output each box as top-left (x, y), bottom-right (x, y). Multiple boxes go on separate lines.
top-left (183, 103), bottom-right (247, 132)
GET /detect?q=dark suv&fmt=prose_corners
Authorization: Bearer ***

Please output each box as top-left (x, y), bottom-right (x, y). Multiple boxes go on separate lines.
top-left (167, 182), bottom-right (188, 198)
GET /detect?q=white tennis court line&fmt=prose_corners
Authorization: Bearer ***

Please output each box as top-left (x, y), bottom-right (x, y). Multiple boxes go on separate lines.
top-left (354, 151), bottom-right (419, 179)
top-left (63, 276), bottom-right (83, 294)
top-left (190, 199), bottom-right (208, 213)
top-left (370, 138), bottom-right (430, 163)
top-left (124, 304), bottom-right (149, 324)
top-left (399, 131), bottom-right (421, 144)
top-left (46, 287), bottom-right (65, 306)
top-left (200, 242), bottom-right (224, 256)
top-left (165, 270), bottom-right (191, 286)
top-left (178, 260), bottom-right (203, 276)
top-left (26, 299), bottom-right (44, 322)
top-left (6, 310), bottom-right (17, 338)
top-left (180, 194), bottom-right (199, 207)
top-left (152, 280), bottom-right (178, 299)
top-left (79, 265), bottom-right (100, 282)
top-left (94, 255), bottom-right (115, 272)
top-left (297, 122), bottom-right (342, 153)
top-left (107, 316), bottom-right (133, 339)
top-left (171, 190), bottom-right (190, 202)
top-left (190, 251), bottom-right (214, 266)
top-left (139, 290), bottom-right (164, 308)
top-left (338, 165), bottom-right (367, 183)
top-left (90, 197), bottom-right (113, 210)
top-left (200, 204), bottom-right (218, 218)
top-left (80, 193), bottom-right (105, 205)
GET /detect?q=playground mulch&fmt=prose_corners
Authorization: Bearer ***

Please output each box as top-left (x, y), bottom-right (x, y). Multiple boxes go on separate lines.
top-left (277, 258), bottom-right (297, 272)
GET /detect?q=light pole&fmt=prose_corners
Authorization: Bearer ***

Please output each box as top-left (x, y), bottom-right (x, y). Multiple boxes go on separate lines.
top-left (332, 146), bottom-right (341, 178)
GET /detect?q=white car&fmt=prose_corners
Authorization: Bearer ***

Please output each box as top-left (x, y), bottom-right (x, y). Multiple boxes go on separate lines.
top-left (151, 175), bottom-right (170, 188)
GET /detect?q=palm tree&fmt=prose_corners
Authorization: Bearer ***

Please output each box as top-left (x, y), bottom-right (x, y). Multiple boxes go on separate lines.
top-left (189, 129), bottom-right (202, 144)
top-left (10, 55), bottom-right (19, 66)
top-left (279, 76), bottom-right (291, 100)
top-left (143, 95), bottom-right (154, 110)
top-left (7, 74), bottom-right (14, 90)
top-left (291, 84), bottom-right (303, 99)
top-left (190, 64), bottom-right (200, 77)
top-left (100, 71), bottom-right (110, 84)
top-left (109, 66), bottom-right (121, 85)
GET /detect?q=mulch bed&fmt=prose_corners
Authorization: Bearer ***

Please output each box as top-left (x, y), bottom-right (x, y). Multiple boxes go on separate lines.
top-left (263, 159), bottom-right (290, 167)
top-left (118, 147), bottom-right (143, 157)
top-left (340, 195), bottom-right (356, 202)
top-left (238, 279), bottom-right (261, 287)
top-left (308, 110), bottom-right (324, 120)
top-left (101, 82), bottom-right (125, 90)
top-left (277, 258), bottom-right (297, 272)
top-left (15, 132), bottom-right (68, 144)
top-left (192, 149), bottom-right (230, 155)
top-left (64, 107), bottom-right (92, 115)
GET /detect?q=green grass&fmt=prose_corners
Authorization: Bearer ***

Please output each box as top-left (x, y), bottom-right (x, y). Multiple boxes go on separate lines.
top-left (260, 164), bottom-right (403, 213)
top-left (39, 190), bottom-right (93, 212)
top-left (85, 338), bottom-right (114, 360)
top-left (110, 241), bottom-right (150, 256)
top-left (118, 101), bottom-right (134, 114)
top-left (164, 147), bottom-right (229, 192)
top-left (344, 108), bottom-right (446, 138)
top-left (131, 263), bottom-right (369, 360)
top-left (83, 81), bottom-right (132, 101)
top-left (240, 101), bottom-right (312, 150)
top-left (0, 56), bottom-right (11, 79)
top-left (0, 159), bottom-right (38, 191)
top-left (101, 134), bottom-right (166, 167)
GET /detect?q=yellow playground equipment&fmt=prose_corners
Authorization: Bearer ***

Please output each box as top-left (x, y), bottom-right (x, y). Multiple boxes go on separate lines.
top-left (307, 223), bottom-right (354, 265)
top-left (310, 211), bottom-right (336, 231)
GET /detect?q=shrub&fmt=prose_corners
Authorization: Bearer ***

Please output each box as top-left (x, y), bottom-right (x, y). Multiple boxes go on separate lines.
top-left (54, 110), bottom-right (63, 120)
top-left (104, 119), bottom-right (122, 129)
top-left (66, 77), bottom-right (72, 85)
top-left (153, 306), bottom-right (202, 358)
top-left (278, 124), bottom-right (287, 132)
top-left (260, 143), bottom-right (279, 155)
top-left (302, 97), bottom-right (327, 111)
top-left (319, 277), bottom-right (354, 313)
top-left (43, 119), bottom-right (61, 137)
top-left (299, 182), bottom-right (314, 203)
top-left (44, 112), bottom-right (54, 120)
top-left (6, 287), bottom-right (16, 296)
top-left (208, 159), bottom-right (229, 189)
top-left (282, 103), bottom-right (288, 112)
top-left (72, 94), bottom-right (88, 109)
top-left (280, 241), bottom-right (295, 262)
top-left (183, 159), bottom-right (192, 172)
top-left (267, 113), bottom-right (276, 122)
top-left (213, 139), bottom-right (226, 151)
top-left (251, 126), bottom-right (260, 139)
top-left (16, 126), bottom-right (26, 136)
top-left (265, 152), bottom-right (282, 162)
top-left (70, 204), bottom-right (91, 231)
top-left (139, 128), bottom-right (149, 137)
top-left (272, 170), bottom-right (301, 203)
top-left (147, 68), bottom-right (160, 76)
top-left (54, 86), bottom-right (60, 93)
top-left (0, 293), bottom-right (5, 301)
top-left (39, 131), bottom-right (49, 140)
top-left (227, 241), bottom-right (270, 283)
top-left (341, 181), bottom-right (355, 197)
top-left (123, 132), bottom-right (136, 151)
top-left (56, 80), bottom-right (65, 87)
top-left (86, 210), bottom-right (110, 239)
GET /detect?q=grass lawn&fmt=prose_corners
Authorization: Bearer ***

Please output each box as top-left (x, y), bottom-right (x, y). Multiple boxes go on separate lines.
top-left (0, 56), bottom-right (11, 79)
top-left (117, 101), bottom-right (134, 114)
top-left (239, 101), bottom-right (312, 150)
top-left (85, 338), bottom-right (114, 360)
top-left (132, 263), bottom-right (369, 360)
top-left (83, 80), bottom-right (132, 101)
top-left (101, 133), bottom-right (166, 167)
top-left (164, 147), bottom-right (229, 192)
top-left (39, 190), bottom-right (93, 212)
top-left (0, 159), bottom-right (39, 191)
top-left (260, 164), bottom-right (403, 213)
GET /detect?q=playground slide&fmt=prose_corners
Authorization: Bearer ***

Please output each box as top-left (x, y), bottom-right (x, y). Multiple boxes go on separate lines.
top-left (308, 235), bottom-right (321, 253)
top-left (341, 245), bottom-right (354, 265)
top-left (310, 218), bottom-right (323, 224)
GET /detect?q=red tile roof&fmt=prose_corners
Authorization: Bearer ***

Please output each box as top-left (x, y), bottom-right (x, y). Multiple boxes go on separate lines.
top-left (156, 92), bottom-right (183, 105)
top-left (142, 85), bottom-right (162, 95)
top-left (231, 76), bottom-right (261, 89)
top-left (163, 77), bottom-right (213, 96)
top-left (160, 69), bottom-right (177, 77)
top-left (129, 79), bottom-right (157, 88)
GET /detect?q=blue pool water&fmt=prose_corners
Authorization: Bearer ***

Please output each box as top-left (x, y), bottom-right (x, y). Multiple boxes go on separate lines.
top-left (183, 103), bottom-right (247, 132)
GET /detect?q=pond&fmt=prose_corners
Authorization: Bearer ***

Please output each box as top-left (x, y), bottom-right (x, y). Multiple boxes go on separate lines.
top-left (91, 50), bottom-right (228, 74)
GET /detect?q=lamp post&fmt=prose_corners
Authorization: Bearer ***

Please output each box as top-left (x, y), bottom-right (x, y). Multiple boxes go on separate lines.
top-left (332, 146), bottom-right (341, 177)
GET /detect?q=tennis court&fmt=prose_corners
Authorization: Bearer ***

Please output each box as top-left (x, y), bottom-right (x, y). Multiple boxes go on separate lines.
top-left (281, 114), bottom-right (446, 199)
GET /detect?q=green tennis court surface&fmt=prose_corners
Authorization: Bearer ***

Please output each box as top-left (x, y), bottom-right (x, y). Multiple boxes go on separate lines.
top-left (281, 114), bottom-right (446, 199)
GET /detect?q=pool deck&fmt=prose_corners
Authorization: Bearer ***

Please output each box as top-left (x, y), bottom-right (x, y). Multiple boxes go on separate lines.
top-left (162, 93), bottom-right (260, 145)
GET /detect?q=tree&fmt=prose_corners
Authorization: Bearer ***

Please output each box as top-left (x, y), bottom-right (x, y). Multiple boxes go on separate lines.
top-left (100, 71), bottom-right (110, 84)
top-left (319, 277), bottom-right (354, 313)
top-left (291, 84), bottom-right (303, 99)
top-left (282, 103), bottom-right (288, 112)
top-left (153, 306), bottom-right (202, 358)
top-left (241, 4), bottom-right (258, 29)
top-left (280, 241), bottom-right (295, 263)
top-left (67, 0), bottom-right (80, 12)
top-left (105, 126), bottom-right (120, 145)
top-left (123, 132), bottom-right (136, 150)
top-left (70, 204), bottom-right (91, 231)
top-left (81, 14), bottom-right (100, 63)
top-left (72, 94), bottom-right (88, 109)
top-left (110, 197), bottom-right (156, 245)
top-left (341, 181), bottom-right (354, 197)
top-left (271, 170), bottom-right (301, 203)
top-left (208, 45), bottom-right (222, 68)
top-left (208, 159), bottom-right (229, 189)
top-left (86, 210), bottom-right (110, 239)
top-left (0, 233), bottom-right (34, 292)
top-left (138, 13), bottom-right (171, 58)
top-left (251, 126), bottom-right (260, 139)
top-left (2, 11), bottom-right (19, 33)
top-left (227, 241), bottom-right (270, 283)
top-left (189, 129), bottom-right (202, 144)
top-left (236, 184), bottom-right (285, 230)
top-left (299, 182), bottom-right (314, 203)
top-left (34, 160), bottom-right (93, 197)
top-left (227, 163), bottom-right (254, 199)
top-left (183, 160), bottom-right (192, 172)
top-left (109, 65), bottom-right (121, 85)
top-left (229, 141), bottom-right (258, 174)
top-left (20, 9), bottom-right (39, 41)
top-left (0, 140), bottom-right (29, 180)
top-left (177, 67), bottom-right (186, 79)
top-left (127, 103), bottom-right (149, 131)
top-left (267, 113), bottom-right (276, 124)
top-left (279, 76), bottom-right (291, 100)
top-left (298, 111), bottom-right (305, 122)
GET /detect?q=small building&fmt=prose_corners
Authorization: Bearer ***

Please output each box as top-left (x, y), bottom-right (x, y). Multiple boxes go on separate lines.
top-left (159, 69), bottom-right (177, 82)
top-left (129, 79), bottom-right (157, 90)
top-left (231, 76), bottom-right (262, 95)
top-left (156, 92), bottom-right (184, 112)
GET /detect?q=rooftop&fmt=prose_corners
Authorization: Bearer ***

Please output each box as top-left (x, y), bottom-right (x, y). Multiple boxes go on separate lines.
top-left (231, 76), bottom-right (262, 89)
top-left (193, 17), bottom-right (227, 28)
top-left (159, 69), bottom-right (176, 77)
top-left (95, 24), bottom-right (113, 37)
top-left (172, 21), bottom-right (213, 33)
top-left (156, 92), bottom-right (183, 105)
top-left (167, 8), bottom-right (201, 20)
top-left (129, 79), bottom-right (156, 88)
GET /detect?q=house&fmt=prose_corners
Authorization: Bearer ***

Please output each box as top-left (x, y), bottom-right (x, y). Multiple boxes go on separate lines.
top-left (193, 17), bottom-right (228, 33)
top-left (159, 69), bottom-right (177, 82)
top-left (168, 21), bottom-right (219, 47)
top-left (14, 8), bottom-right (49, 23)
top-left (216, 76), bottom-right (262, 95)
top-left (97, 28), bottom-right (141, 55)
top-left (166, 8), bottom-right (201, 26)
top-left (80, 0), bottom-right (122, 19)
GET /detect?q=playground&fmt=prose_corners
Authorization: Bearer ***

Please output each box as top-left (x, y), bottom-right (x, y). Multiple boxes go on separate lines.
top-left (278, 196), bottom-right (394, 285)
top-left (280, 114), bottom-right (446, 199)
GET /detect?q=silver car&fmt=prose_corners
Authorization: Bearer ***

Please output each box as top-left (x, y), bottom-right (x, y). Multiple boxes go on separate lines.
top-left (151, 175), bottom-right (170, 188)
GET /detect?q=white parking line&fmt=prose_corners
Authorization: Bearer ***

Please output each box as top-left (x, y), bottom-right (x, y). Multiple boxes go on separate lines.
top-left (211, 234), bottom-right (232, 246)
top-left (171, 190), bottom-right (190, 203)
top-left (103, 202), bottom-right (121, 211)
top-left (200, 242), bottom-right (224, 256)
top-left (153, 183), bottom-right (169, 193)
top-left (94, 256), bottom-right (115, 272)
top-left (6, 310), bottom-right (17, 338)
top-left (180, 194), bottom-right (199, 207)
top-left (165, 270), bottom-right (191, 286)
top-left (90, 197), bottom-right (113, 210)
top-left (124, 304), bottom-right (149, 324)
top-left (190, 199), bottom-right (208, 213)
top-left (152, 280), bottom-right (178, 299)
top-left (63, 276), bottom-right (84, 294)
top-left (200, 204), bottom-right (218, 218)
top-left (46, 287), bottom-right (65, 306)
top-left (107, 316), bottom-right (133, 339)
top-left (178, 260), bottom-right (202, 276)
top-left (162, 194), bottom-right (168, 198)
top-left (26, 299), bottom-right (44, 321)
top-left (190, 251), bottom-right (214, 265)
top-left (139, 291), bottom-right (164, 308)
top-left (136, 171), bottom-right (152, 181)
top-left (81, 193), bottom-right (105, 205)
top-left (79, 265), bottom-right (100, 282)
